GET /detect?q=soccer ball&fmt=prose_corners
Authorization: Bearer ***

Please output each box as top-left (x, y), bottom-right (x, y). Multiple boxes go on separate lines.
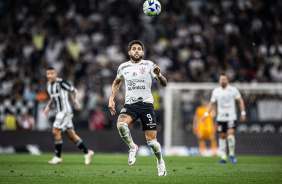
top-left (143, 0), bottom-right (161, 17)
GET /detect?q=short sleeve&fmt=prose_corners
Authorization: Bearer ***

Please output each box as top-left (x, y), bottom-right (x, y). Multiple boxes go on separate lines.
top-left (61, 80), bottom-right (75, 92)
top-left (233, 87), bottom-right (241, 99)
top-left (149, 61), bottom-right (156, 78)
top-left (117, 65), bottom-right (124, 80)
top-left (210, 89), bottom-right (216, 102)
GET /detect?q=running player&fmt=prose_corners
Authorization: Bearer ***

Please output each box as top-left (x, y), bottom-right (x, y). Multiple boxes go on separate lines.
top-left (193, 99), bottom-right (217, 156)
top-left (203, 74), bottom-right (246, 163)
top-left (44, 67), bottom-right (94, 165)
top-left (108, 40), bottom-right (168, 176)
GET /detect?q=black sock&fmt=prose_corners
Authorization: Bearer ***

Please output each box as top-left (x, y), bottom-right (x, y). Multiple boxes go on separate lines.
top-left (55, 140), bottom-right (63, 158)
top-left (76, 140), bottom-right (88, 154)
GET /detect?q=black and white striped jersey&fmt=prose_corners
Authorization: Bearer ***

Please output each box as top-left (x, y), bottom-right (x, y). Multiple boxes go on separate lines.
top-left (46, 78), bottom-right (75, 114)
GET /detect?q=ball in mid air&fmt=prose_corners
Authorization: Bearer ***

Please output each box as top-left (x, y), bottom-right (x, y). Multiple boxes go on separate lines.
top-left (143, 0), bottom-right (161, 17)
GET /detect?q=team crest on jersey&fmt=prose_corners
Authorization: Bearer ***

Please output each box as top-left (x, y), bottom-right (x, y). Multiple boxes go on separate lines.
top-left (139, 67), bottom-right (146, 74)
top-left (120, 108), bottom-right (127, 113)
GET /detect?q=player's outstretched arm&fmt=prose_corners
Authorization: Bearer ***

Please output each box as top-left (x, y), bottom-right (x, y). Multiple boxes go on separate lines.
top-left (153, 64), bottom-right (167, 87)
top-left (202, 101), bottom-right (215, 122)
top-left (237, 97), bottom-right (246, 122)
top-left (72, 88), bottom-right (81, 109)
top-left (108, 77), bottom-right (122, 115)
top-left (44, 99), bottom-right (53, 117)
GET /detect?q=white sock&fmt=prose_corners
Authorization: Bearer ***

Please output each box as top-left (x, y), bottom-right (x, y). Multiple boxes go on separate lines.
top-left (117, 122), bottom-right (135, 150)
top-left (147, 139), bottom-right (163, 162)
top-left (219, 138), bottom-right (227, 160)
top-left (227, 135), bottom-right (236, 156)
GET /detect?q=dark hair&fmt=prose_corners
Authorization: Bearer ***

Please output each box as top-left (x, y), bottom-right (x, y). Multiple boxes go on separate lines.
top-left (46, 67), bottom-right (55, 71)
top-left (219, 73), bottom-right (228, 79)
top-left (128, 40), bottom-right (144, 51)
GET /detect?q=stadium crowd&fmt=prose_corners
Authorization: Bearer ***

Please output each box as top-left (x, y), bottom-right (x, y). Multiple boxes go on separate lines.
top-left (0, 0), bottom-right (282, 131)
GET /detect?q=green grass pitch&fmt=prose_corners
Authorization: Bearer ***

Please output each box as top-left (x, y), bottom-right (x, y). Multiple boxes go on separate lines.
top-left (0, 154), bottom-right (281, 184)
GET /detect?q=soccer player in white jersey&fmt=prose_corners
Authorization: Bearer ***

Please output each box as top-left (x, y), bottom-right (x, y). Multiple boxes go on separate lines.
top-left (108, 40), bottom-right (168, 176)
top-left (44, 67), bottom-right (94, 165)
top-left (203, 74), bottom-right (246, 164)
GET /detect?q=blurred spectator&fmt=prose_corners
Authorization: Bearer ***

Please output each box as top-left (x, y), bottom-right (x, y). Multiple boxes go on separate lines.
top-left (3, 109), bottom-right (17, 131)
top-left (89, 106), bottom-right (107, 131)
top-left (17, 110), bottom-right (35, 131)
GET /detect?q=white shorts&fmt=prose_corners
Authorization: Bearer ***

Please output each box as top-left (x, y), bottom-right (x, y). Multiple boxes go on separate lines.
top-left (53, 112), bottom-right (74, 131)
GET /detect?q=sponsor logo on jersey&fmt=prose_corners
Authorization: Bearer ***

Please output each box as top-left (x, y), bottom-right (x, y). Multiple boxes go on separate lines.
top-left (139, 62), bottom-right (148, 65)
top-left (120, 108), bottom-right (127, 113)
top-left (130, 97), bottom-right (143, 103)
top-left (124, 72), bottom-right (129, 75)
top-left (139, 67), bottom-right (146, 74)
top-left (121, 65), bottom-right (131, 70)
top-left (146, 123), bottom-right (156, 126)
top-left (127, 80), bottom-right (146, 90)
top-left (127, 79), bottom-right (145, 86)
top-left (132, 72), bottom-right (137, 76)
top-left (128, 86), bottom-right (145, 91)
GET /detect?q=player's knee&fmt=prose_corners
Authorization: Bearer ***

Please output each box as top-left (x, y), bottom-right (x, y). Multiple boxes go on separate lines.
top-left (117, 122), bottom-right (128, 131)
top-left (147, 139), bottom-right (161, 151)
top-left (52, 128), bottom-right (61, 135)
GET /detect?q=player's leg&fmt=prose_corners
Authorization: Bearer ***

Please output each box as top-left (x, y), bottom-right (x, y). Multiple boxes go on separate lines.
top-left (65, 128), bottom-right (94, 165)
top-left (49, 127), bottom-right (63, 164)
top-left (146, 130), bottom-right (162, 161)
top-left (217, 122), bottom-right (227, 163)
top-left (140, 105), bottom-right (166, 176)
top-left (210, 136), bottom-right (218, 156)
top-left (145, 130), bottom-right (166, 176)
top-left (227, 128), bottom-right (236, 163)
top-left (49, 113), bottom-right (65, 164)
top-left (198, 138), bottom-right (205, 156)
top-left (218, 132), bottom-right (227, 162)
top-left (116, 113), bottom-right (137, 165)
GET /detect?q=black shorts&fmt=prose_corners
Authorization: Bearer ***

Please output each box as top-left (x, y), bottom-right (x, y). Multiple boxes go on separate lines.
top-left (120, 102), bottom-right (157, 131)
top-left (217, 120), bottom-right (237, 133)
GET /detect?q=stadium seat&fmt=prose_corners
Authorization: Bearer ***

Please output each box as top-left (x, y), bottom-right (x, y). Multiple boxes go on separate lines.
top-left (262, 124), bottom-right (276, 133)
top-left (249, 124), bottom-right (262, 133)
top-left (237, 124), bottom-right (249, 133)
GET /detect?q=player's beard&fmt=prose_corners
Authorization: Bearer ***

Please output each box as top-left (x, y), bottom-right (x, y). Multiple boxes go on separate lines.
top-left (221, 82), bottom-right (228, 88)
top-left (130, 54), bottom-right (143, 62)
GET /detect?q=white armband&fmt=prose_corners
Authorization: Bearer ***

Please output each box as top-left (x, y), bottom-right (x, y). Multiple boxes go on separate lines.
top-left (157, 73), bottom-right (162, 77)
top-left (241, 111), bottom-right (246, 116)
top-left (204, 112), bottom-right (209, 117)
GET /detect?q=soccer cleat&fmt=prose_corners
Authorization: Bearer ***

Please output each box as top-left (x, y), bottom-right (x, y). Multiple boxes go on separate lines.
top-left (128, 144), bottom-right (138, 165)
top-left (84, 150), bottom-right (94, 165)
top-left (48, 156), bottom-right (62, 164)
top-left (218, 159), bottom-right (227, 164)
top-left (157, 160), bottom-right (167, 176)
top-left (230, 156), bottom-right (237, 164)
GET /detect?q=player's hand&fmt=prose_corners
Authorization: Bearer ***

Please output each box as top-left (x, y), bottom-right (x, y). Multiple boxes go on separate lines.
top-left (240, 115), bottom-right (246, 122)
top-left (153, 64), bottom-right (161, 75)
top-left (193, 127), bottom-right (197, 134)
top-left (108, 100), bottom-right (116, 115)
top-left (44, 106), bottom-right (49, 117)
top-left (73, 99), bottom-right (81, 109)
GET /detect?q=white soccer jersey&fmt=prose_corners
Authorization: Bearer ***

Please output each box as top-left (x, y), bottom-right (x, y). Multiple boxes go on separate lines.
top-left (210, 85), bottom-right (241, 121)
top-left (46, 78), bottom-right (74, 114)
top-left (117, 60), bottom-right (156, 104)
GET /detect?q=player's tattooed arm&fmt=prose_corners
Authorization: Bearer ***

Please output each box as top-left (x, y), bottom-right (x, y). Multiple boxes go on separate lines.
top-left (110, 77), bottom-right (122, 100)
top-left (155, 75), bottom-right (167, 87)
top-left (153, 64), bottom-right (167, 87)
top-left (109, 77), bottom-right (122, 115)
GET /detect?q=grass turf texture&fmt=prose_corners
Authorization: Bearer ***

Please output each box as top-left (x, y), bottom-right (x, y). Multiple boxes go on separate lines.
top-left (0, 154), bottom-right (281, 184)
